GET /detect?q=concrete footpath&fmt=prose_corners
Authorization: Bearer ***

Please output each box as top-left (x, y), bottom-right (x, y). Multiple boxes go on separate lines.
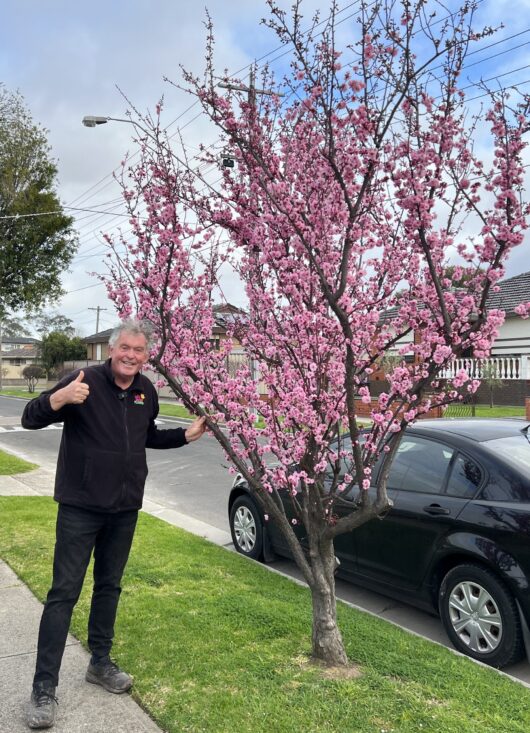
top-left (0, 467), bottom-right (231, 733)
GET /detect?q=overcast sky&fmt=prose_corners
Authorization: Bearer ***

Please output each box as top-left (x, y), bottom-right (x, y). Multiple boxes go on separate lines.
top-left (2, 0), bottom-right (530, 336)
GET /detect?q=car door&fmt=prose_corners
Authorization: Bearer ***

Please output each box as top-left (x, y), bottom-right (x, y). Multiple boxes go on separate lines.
top-left (352, 435), bottom-right (479, 590)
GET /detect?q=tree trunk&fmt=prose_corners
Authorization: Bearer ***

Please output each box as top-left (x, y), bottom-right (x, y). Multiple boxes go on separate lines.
top-left (309, 540), bottom-right (348, 666)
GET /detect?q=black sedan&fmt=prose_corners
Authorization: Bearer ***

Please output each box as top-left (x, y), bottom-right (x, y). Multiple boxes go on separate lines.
top-left (228, 419), bottom-right (530, 668)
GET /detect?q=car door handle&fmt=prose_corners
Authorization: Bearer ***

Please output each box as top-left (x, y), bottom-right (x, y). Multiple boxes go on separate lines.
top-left (423, 504), bottom-right (450, 516)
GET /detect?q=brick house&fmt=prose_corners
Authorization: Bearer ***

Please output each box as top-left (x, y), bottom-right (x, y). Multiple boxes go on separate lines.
top-left (0, 336), bottom-right (41, 381)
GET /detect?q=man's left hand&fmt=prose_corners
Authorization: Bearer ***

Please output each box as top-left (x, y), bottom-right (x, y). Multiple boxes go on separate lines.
top-left (185, 416), bottom-right (207, 443)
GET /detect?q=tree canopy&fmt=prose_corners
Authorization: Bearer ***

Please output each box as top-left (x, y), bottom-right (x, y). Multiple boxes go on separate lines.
top-left (103, 0), bottom-right (529, 666)
top-left (33, 311), bottom-right (76, 338)
top-left (0, 85), bottom-right (77, 316)
top-left (22, 364), bottom-right (45, 393)
top-left (0, 314), bottom-right (32, 339)
top-left (39, 332), bottom-right (86, 377)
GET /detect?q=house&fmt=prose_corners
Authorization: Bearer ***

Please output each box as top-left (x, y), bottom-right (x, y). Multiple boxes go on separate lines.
top-left (83, 305), bottom-right (248, 362)
top-left (211, 303), bottom-right (247, 351)
top-left (373, 271), bottom-right (530, 405)
top-left (440, 271), bottom-right (530, 404)
top-left (81, 306), bottom-right (254, 396)
top-left (484, 271), bottom-right (530, 364)
top-left (0, 336), bottom-right (41, 382)
top-left (83, 328), bottom-right (113, 362)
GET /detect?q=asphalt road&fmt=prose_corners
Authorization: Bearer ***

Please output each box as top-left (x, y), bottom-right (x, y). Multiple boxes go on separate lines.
top-left (0, 395), bottom-right (232, 529)
top-left (1, 394), bottom-right (529, 686)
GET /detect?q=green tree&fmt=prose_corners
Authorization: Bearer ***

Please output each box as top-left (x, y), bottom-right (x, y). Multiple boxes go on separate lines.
top-left (22, 364), bottom-right (45, 393)
top-left (481, 361), bottom-right (504, 408)
top-left (39, 332), bottom-right (86, 378)
top-left (0, 314), bottom-right (32, 338)
top-left (33, 311), bottom-right (75, 337)
top-left (0, 85), bottom-right (77, 316)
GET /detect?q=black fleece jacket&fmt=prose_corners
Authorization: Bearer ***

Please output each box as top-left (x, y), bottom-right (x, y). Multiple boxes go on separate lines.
top-left (21, 360), bottom-right (188, 512)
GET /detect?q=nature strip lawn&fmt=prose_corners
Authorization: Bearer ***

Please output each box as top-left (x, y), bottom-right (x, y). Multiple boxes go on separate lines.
top-left (0, 448), bottom-right (37, 474)
top-left (0, 497), bottom-right (528, 733)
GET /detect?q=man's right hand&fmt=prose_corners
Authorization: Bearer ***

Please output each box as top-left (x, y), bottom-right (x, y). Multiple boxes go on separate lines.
top-left (50, 371), bottom-right (90, 411)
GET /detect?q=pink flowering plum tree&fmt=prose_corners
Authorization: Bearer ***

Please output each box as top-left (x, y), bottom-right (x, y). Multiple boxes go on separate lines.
top-left (103, 0), bottom-right (529, 667)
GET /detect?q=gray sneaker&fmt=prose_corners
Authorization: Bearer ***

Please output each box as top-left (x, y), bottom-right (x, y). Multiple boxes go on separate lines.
top-left (26, 683), bottom-right (58, 729)
top-left (85, 658), bottom-right (132, 694)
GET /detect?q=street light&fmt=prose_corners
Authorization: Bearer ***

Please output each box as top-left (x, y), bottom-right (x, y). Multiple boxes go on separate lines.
top-left (82, 115), bottom-right (134, 127)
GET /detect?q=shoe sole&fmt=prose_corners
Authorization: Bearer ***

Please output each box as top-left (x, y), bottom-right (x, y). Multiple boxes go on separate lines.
top-left (26, 707), bottom-right (56, 729)
top-left (27, 720), bottom-right (55, 730)
top-left (85, 670), bottom-right (132, 694)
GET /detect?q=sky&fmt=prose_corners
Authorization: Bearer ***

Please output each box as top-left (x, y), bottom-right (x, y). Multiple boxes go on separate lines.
top-left (1, 0), bottom-right (530, 336)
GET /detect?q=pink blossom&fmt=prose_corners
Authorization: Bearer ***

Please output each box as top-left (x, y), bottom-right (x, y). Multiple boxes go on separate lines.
top-left (101, 1), bottom-right (529, 653)
top-left (515, 302), bottom-right (530, 319)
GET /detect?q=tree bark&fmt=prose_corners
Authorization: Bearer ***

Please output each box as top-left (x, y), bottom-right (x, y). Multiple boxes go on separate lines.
top-left (309, 539), bottom-right (348, 666)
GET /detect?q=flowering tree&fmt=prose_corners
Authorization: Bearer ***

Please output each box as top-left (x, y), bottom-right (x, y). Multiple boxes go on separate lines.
top-left (104, 0), bottom-right (529, 667)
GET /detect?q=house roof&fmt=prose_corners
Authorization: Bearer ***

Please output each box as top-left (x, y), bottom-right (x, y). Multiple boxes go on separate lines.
top-left (212, 303), bottom-right (248, 335)
top-left (380, 271), bottom-right (530, 322)
top-left (212, 303), bottom-right (246, 315)
top-left (83, 328), bottom-right (114, 344)
top-left (83, 306), bottom-right (249, 342)
top-left (1, 336), bottom-right (40, 345)
top-left (486, 271), bottom-right (530, 315)
top-left (1, 346), bottom-right (39, 358)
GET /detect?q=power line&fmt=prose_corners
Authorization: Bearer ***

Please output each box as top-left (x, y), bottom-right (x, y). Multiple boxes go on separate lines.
top-left (63, 1), bottom-right (363, 213)
top-left (7, 4), bottom-right (529, 263)
top-left (0, 205), bottom-right (130, 221)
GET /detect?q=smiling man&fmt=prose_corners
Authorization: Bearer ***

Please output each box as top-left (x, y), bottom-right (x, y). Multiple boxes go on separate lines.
top-left (21, 319), bottom-right (206, 729)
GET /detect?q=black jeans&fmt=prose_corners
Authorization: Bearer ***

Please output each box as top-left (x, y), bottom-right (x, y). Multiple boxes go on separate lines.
top-left (33, 504), bottom-right (138, 687)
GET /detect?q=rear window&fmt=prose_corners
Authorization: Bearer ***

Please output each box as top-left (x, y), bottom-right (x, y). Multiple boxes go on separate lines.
top-left (485, 435), bottom-right (530, 479)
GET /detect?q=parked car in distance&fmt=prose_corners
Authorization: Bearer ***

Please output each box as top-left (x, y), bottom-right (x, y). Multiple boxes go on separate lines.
top-left (229, 419), bottom-right (530, 668)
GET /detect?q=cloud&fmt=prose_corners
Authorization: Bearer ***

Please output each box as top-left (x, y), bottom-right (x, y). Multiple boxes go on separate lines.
top-left (2, 0), bottom-right (529, 331)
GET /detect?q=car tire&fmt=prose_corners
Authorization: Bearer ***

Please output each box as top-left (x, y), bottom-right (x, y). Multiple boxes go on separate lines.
top-left (229, 495), bottom-right (263, 560)
top-left (439, 564), bottom-right (524, 668)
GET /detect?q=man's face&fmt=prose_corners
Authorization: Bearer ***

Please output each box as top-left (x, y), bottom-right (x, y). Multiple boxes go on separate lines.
top-left (108, 332), bottom-right (148, 386)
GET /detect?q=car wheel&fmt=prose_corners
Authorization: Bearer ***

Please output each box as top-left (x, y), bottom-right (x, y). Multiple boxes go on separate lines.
top-left (439, 564), bottom-right (524, 668)
top-left (229, 496), bottom-right (263, 560)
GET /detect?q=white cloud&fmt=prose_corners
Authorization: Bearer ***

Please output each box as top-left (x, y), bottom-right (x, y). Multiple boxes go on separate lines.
top-left (2, 0), bottom-right (529, 334)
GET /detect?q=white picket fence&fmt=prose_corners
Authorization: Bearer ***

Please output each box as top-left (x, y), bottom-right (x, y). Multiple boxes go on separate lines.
top-left (440, 355), bottom-right (529, 381)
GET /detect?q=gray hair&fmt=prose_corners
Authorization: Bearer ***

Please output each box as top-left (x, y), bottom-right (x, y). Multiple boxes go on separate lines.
top-left (109, 318), bottom-right (154, 350)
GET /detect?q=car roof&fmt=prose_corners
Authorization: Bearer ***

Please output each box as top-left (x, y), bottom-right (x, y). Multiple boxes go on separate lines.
top-left (409, 418), bottom-right (530, 443)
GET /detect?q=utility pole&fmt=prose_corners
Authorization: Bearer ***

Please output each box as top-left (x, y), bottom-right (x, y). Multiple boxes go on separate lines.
top-left (217, 68), bottom-right (281, 406)
top-left (88, 306), bottom-right (107, 334)
top-left (0, 320), bottom-right (3, 392)
top-left (218, 66), bottom-right (281, 108)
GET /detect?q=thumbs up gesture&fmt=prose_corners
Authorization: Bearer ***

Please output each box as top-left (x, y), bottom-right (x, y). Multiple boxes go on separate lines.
top-left (50, 370), bottom-right (90, 411)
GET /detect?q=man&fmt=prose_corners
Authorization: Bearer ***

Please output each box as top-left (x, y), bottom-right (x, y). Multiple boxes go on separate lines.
top-left (22, 319), bottom-right (206, 729)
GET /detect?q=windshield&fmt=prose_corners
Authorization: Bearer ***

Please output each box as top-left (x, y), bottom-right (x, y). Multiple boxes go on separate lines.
top-left (485, 435), bottom-right (530, 479)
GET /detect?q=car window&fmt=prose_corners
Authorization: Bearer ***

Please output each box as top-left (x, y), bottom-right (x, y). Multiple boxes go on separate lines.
top-left (445, 453), bottom-right (482, 498)
top-left (387, 436), bottom-right (453, 494)
top-left (480, 435), bottom-right (530, 501)
top-left (484, 436), bottom-right (530, 479)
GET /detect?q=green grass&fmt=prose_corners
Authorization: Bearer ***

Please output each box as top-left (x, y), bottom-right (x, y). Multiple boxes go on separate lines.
top-left (0, 497), bottom-right (528, 733)
top-left (2, 389), bottom-right (525, 421)
top-left (0, 388), bottom-right (42, 399)
top-left (444, 404), bottom-right (525, 418)
top-left (0, 449), bottom-right (37, 474)
top-left (157, 402), bottom-right (195, 419)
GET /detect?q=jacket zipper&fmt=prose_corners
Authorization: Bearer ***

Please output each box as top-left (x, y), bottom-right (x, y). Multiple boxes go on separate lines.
top-left (121, 394), bottom-right (130, 504)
